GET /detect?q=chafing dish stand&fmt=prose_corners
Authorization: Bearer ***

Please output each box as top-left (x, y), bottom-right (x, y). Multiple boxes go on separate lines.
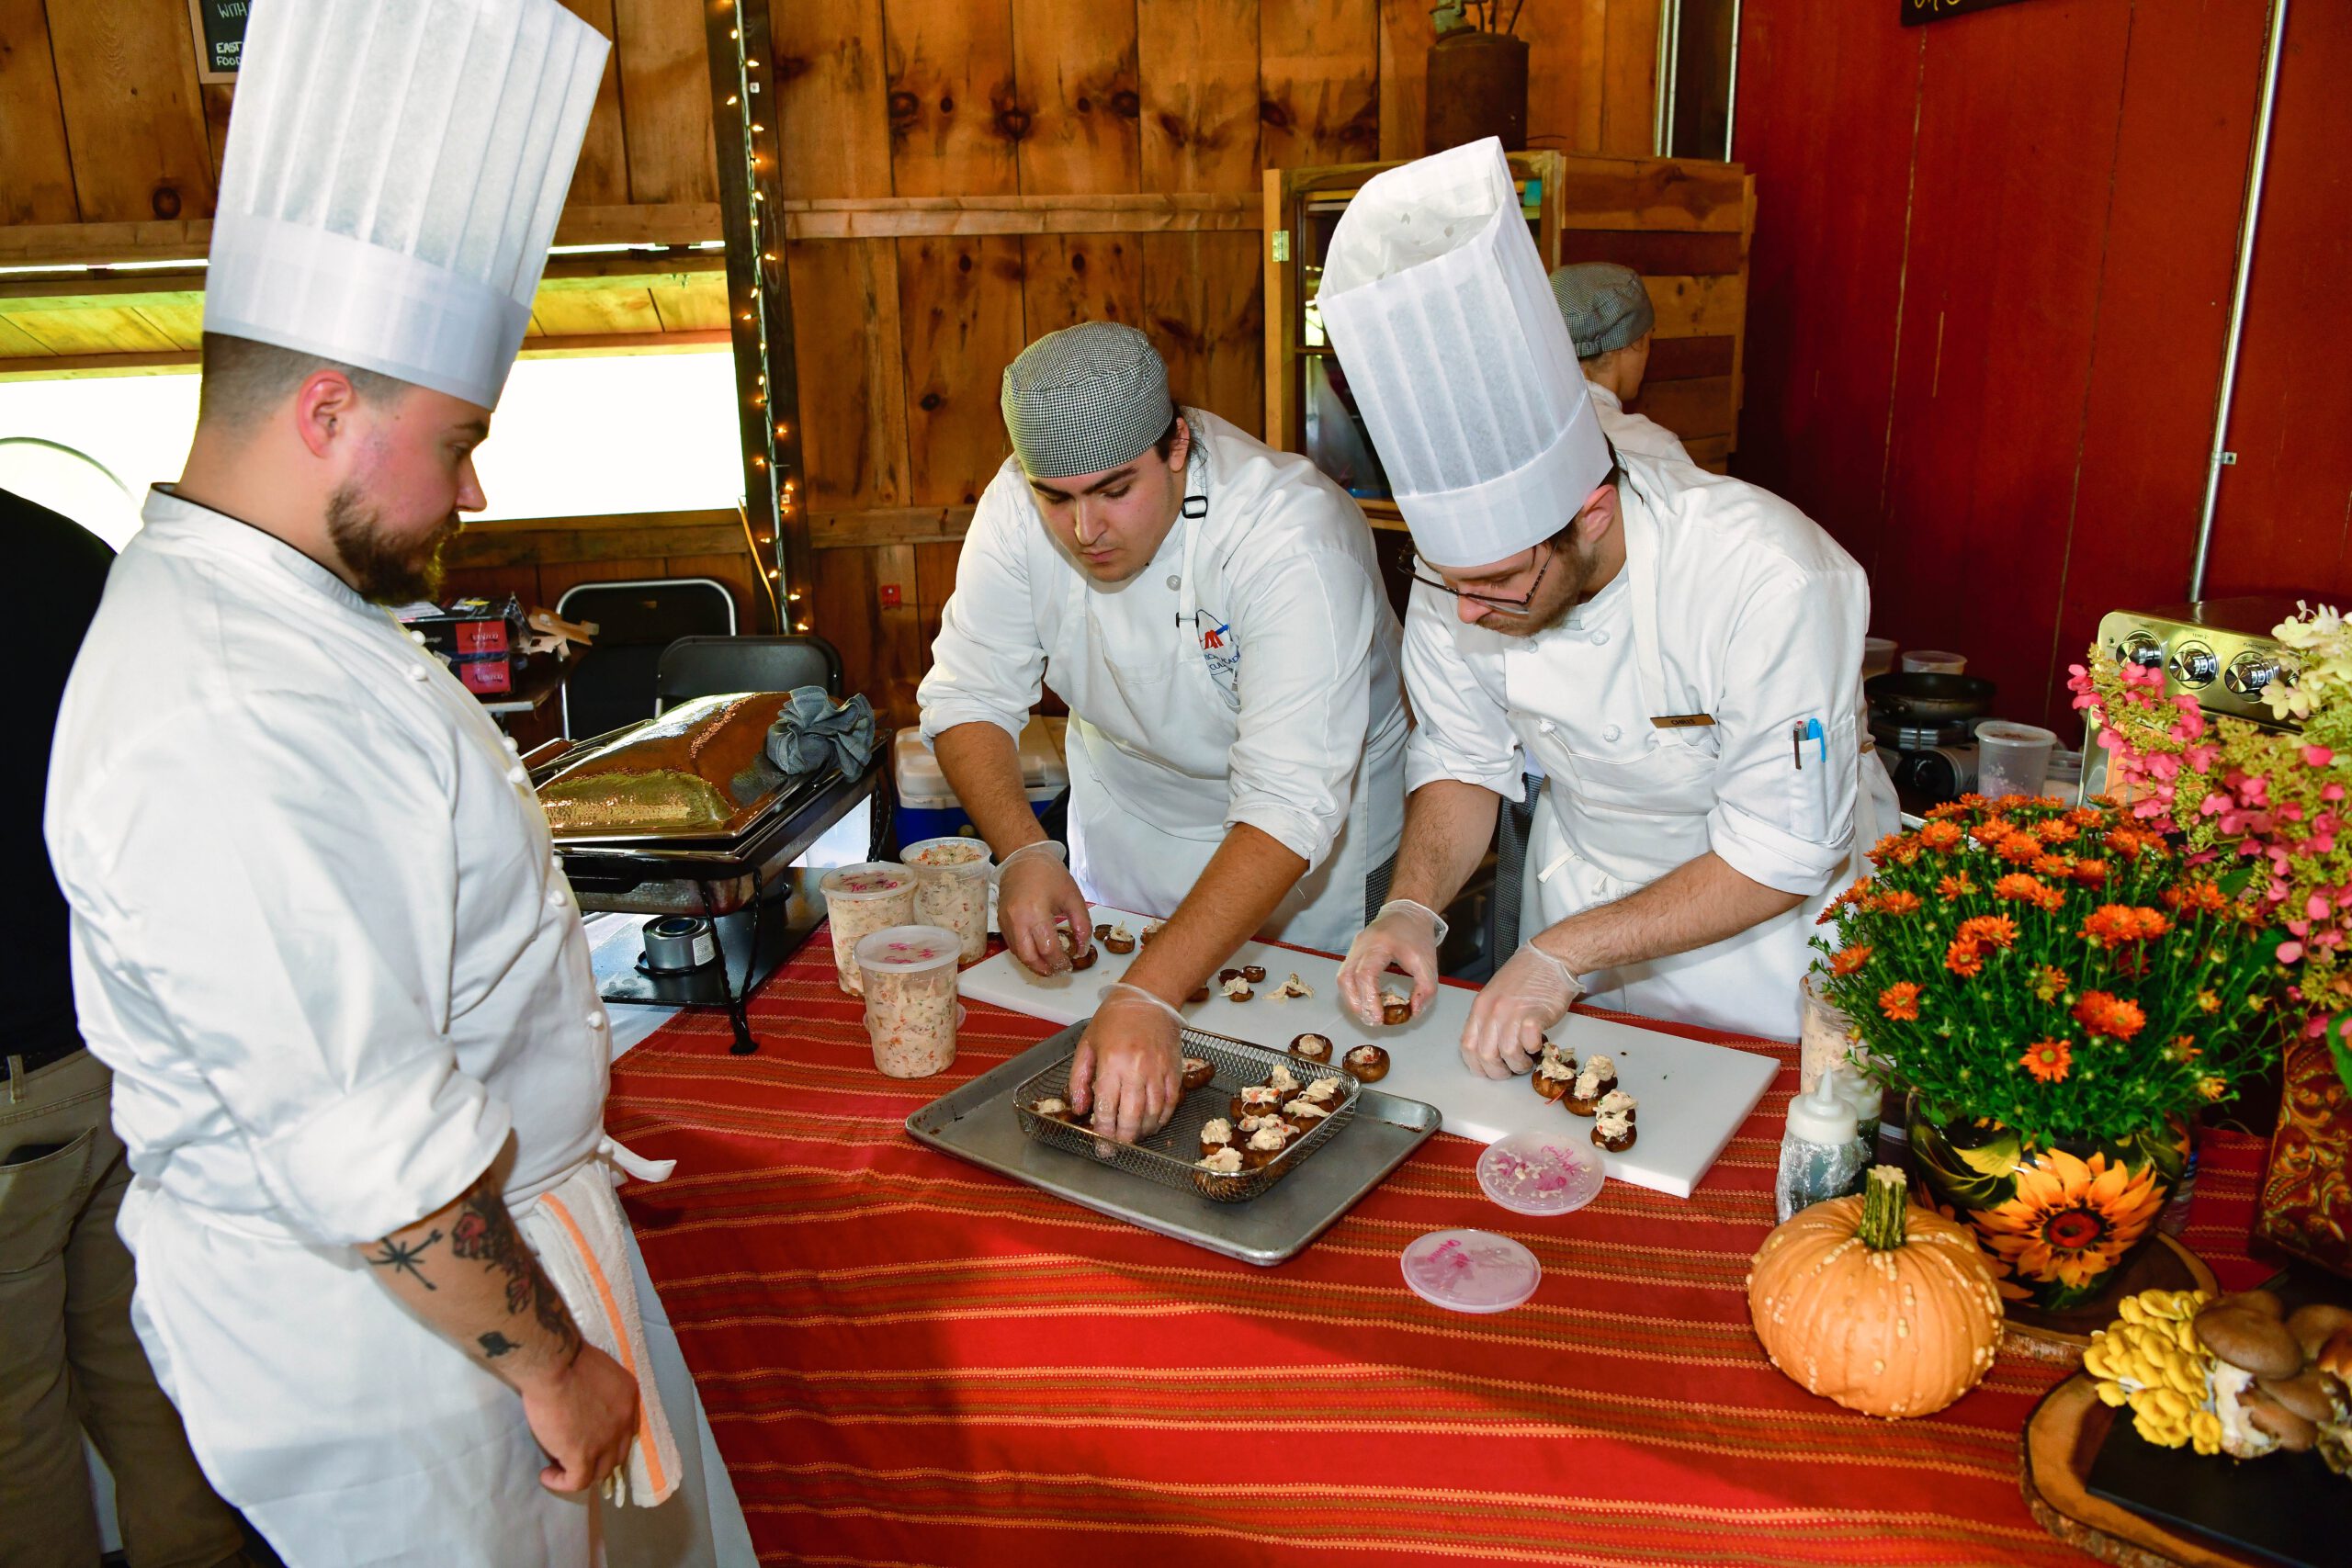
top-left (554, 757), bottom-right (886, 1053)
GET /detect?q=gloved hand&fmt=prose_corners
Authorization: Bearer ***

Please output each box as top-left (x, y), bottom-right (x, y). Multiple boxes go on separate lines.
top-left (1337, 899), bottom-right (1449, 1027)
top-left (996, 841), bottom-right (1091, 977)
top-left (1460, 942), bottom-right (1584, 1080)
top-left (1067, 982), bottom-right (1185, 1145)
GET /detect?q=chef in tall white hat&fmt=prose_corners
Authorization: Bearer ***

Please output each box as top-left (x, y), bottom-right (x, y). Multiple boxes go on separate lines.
top-left (1322, 139), bottom-right (1894, 1063)
top-left (44, 4), bottom-right (750, 1562)
top-left (1550, 262), bottom-right (1691, 465)
top-left (920, 322), bottom-right (1408, 1143)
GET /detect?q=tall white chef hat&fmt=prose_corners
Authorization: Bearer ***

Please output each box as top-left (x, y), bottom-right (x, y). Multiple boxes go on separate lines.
top-left (204, 0), bottom-right (610, 412)
top-left (1318, 138), bottom-right (1612, 569)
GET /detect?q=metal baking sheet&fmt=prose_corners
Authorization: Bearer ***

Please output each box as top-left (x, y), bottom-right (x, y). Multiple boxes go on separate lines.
top-left (905, 1021), bottom-right (1442, 1267)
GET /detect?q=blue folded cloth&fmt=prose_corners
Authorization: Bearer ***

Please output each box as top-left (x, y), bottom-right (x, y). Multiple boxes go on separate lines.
top-left (765, 687), bottom-right (876, 776)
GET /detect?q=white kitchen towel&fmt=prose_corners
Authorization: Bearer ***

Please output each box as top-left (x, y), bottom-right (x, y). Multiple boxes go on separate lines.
top-left (517, 1138), bottom-right (681, 1507)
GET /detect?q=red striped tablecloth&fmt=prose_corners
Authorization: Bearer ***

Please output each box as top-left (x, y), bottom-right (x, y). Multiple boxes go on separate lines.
top-left (607, 933), bottom-right (2280, 1567)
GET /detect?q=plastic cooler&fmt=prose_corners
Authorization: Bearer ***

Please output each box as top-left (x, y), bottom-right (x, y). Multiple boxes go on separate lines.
top-left (894, 716), bottom-right (1068, 842)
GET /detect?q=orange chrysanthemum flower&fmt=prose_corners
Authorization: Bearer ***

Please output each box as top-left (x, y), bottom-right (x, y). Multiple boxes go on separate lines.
top-left (2197, 989), bottom-right (2222, 1013)
top-left (1945, 938), bottom-right (1985, 977)
top-left (1937, 872), bottom-right (1978, 901)
top-left (2106, 828), bottom-right (2166, 860)
top-left (2034, 818), bottom-right (2080, 845)
top-left (1997, 834), bottom-right (2046, 863)
top-left (1926, 801), bottom-right (1970, 821)
top-left (2019, 1039), bottom-right (2072, 1083)
top-left (2082, 905), bottom-right (2170, 947)
top-left (2072, 859), bottom-right (2110, 886)
top-left (1994, 872), bottom-right (2042, 900)
top-left (2034, 854), bottom-right (2074, 878)
top-left (2163, 880), bottom-right (2229, 915)
top-left (1831, 944), bottom-right (1874, 976)
top-left (2199, 1076), bottom-right (2227, 1101)
top-left (2167, 1035), bottom-right (2201, 1065)
top-left (1917, 819), bottom-right (1962, 852)
top-left (1957, 914), bottom-right (2019, 949)
top-left (1868, 888), bottom-right (1924, 916)
top-left (1970, 819), bottom-right (2013, 848)
top-left (2032, 964), bottom-right (2069, 1003)
top-left (2073, 990), bottom-right (2146, 1042)
top-left (1879, 981), bottom-right (1923, 1021)
top-left (1867, 834), bottom-right (1921, 869)
top-left (1816, 877), bottom-right (1871, 925)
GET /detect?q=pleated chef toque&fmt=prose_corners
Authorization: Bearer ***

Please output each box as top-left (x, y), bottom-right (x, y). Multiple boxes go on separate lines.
top-left (1317, 138), bottom-right (1611, 569)
top-left (204, 0), bottom-right (610, 411)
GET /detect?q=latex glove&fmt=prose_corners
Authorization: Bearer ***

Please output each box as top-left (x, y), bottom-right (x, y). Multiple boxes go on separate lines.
top-left (996, 841), bottom-right (1091, 977)
top-left (1068, 982), bottom-right (1184, 1145)
top-left (1460, 942), bottom-right (1584, 1080)
top-left (1337, 899), bottom-right (1449, 1027)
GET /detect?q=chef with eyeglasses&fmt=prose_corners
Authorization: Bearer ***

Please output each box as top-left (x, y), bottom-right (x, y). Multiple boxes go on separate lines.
top-left (919, 322), bottom-right (1408, 1144)
top-left (1319, 139), bottom-right (1897, 1069)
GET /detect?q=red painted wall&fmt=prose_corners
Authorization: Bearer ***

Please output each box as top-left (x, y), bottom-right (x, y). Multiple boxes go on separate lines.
top-left (1731, 0), bottom-right (2346, 730)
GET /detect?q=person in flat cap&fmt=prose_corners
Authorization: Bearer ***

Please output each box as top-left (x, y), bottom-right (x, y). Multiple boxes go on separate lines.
top-left (1317, 139), bottom-right (1899, 1064)
top-left (921, 322), bottom-right (1408, 1144)
top-left (1550, 262), bottom-right (1691, 464)
top-left (46, 4), bottom-right (752, 1562)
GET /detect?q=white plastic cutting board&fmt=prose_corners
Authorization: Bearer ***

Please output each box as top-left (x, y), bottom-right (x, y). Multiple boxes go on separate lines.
top-left (956, 906), bottom-right (1779, 1199)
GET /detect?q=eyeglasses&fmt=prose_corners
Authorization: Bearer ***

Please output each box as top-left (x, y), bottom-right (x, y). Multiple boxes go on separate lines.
top-left (1411, 545), bottom-right (1553, 612)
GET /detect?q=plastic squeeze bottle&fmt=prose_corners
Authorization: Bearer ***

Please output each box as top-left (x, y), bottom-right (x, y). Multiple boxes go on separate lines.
top-left (1775, 1066), bottom-right (1871, 1223)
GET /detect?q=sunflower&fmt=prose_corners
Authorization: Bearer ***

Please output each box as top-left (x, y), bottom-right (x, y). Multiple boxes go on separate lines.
top-left (1970, 1147), bottom-right (2168, 1291)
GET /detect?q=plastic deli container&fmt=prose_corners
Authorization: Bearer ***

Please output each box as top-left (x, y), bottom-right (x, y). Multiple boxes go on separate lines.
top-left (1975, 719), bottom-right (2059, 801)
top-left (1798, 971), bottom-right (1857, 1093)
top-left (1861, 637), bottom-right (1898, 680)
top-left (899, 836), bottom-right (993, 964)
top-left (819, 863), bottom-right (918, 996)
top-left (853, 925), bottom-right (961, 1078)
top-left (1900, 649), bottom-right (1967, 674)
top-left (1399, 1229), bottom-right (1543, 1314)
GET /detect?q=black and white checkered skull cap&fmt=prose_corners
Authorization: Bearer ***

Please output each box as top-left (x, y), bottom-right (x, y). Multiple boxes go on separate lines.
top-left (1000, 322), bottom-right (1175, 479)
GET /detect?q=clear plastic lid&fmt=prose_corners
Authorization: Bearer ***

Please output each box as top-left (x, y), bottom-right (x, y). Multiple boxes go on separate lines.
top-left (851, 925), bottom-right (961, 974)
top-left (900, 836), bottom-right (992, 872)
top-left (1476, 1130), bottom-right (1607, 1216)
top-left (820, 861), bottom-right (916, 898)
top-left (1399, 1228), bottom-right (1543, 1314)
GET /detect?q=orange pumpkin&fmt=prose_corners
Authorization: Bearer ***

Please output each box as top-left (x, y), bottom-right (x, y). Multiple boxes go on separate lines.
top-left (1747, 1165), bottom-right (2005, 1419)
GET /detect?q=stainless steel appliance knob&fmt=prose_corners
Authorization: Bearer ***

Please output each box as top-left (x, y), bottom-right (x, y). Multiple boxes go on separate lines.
top-left (2169, 641), bottom-right (2220, 688)
top-left (2224, 650), bottom-right (2280, 697)
top-left (2118, 631), bottom-right (2163, 669)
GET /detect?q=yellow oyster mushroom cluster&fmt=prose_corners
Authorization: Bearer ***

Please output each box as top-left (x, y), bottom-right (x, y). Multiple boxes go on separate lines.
top-left (2084, 1289), bottom-right (2226, 1453)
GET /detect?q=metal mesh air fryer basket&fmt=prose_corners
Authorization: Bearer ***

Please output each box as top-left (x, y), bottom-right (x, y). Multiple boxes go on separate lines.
top-left (1012, 1027), bottom-right (1360, 1203)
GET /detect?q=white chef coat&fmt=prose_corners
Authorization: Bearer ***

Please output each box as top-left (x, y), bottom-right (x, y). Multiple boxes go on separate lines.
top-left (920, 409), bottom-right (1408, 952)
top-left (1586, 380), bottom-right (1693, 465)
top-left (44, 487), bottom-right (616, 1565)
top-left (1403, 452), bottom-right (1875, 1040)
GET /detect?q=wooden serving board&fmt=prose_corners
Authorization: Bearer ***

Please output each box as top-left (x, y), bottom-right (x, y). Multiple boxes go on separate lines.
top-left (955, 905), bottom-right (1779, 1199)
top-left (2022, 1374), bottom-right (2299, 1568)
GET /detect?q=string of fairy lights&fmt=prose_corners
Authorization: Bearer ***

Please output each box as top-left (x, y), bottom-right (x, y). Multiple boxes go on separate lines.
top-left (718, 0), bottom-right (804, 634)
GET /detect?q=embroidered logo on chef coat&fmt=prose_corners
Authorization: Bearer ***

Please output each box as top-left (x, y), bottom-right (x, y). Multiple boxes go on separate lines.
top-left (1197, 613), bottom-right (1241, 704)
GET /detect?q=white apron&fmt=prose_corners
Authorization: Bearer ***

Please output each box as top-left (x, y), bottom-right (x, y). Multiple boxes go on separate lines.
top-left (1058, 466), bottom-right (1407, 953)
top-left (1513, 486), bottom-right (1895, 1040)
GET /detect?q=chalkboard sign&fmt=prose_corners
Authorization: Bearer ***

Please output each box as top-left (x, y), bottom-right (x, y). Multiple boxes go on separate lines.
top-left (187, 0), bottom-right (250, 84)
top-left (1901, 0), bottom-right (2038, 23)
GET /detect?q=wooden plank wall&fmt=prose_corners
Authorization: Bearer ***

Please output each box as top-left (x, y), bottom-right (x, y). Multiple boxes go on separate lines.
top-left (1729, 0), bottom-right (2352, 733)
top-left (787, 1), bottom-right (1667, 730)
top-left (0, 0), bottom-right (718, 230)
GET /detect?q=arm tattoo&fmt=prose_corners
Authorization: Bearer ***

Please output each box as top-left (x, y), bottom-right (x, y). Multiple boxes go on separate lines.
top-left (366, 1229), bottom-right (442, 1289)
top-left (448, 1183), bottom-right (581, 1358)
top-left (478, 1331), bottom-right (521, 1358)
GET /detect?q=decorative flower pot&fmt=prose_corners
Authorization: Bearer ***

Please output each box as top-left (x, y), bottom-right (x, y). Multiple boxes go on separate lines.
top-left (2257, 1035), bottom-right (2352, 1278)
top-left (1907, 1103), bottom-right (2188, 1314)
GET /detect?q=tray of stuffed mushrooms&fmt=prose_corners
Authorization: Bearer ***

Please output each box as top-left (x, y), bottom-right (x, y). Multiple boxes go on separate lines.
top-left (904, 1020), bottom-right (1441, 1266)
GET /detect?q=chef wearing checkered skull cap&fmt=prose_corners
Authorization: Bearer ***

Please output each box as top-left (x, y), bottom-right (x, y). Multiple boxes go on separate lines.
top-left (1317, 139), bottom-right (1899, 1063)
top-left (45, 3), bottom-right (754, 1562)
top-left (920, 322), bottom-right (1408, 1145)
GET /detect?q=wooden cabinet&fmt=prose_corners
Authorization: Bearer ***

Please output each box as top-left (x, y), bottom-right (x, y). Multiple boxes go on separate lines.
top-left (1261, 149), bottom-right (1756, 531)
